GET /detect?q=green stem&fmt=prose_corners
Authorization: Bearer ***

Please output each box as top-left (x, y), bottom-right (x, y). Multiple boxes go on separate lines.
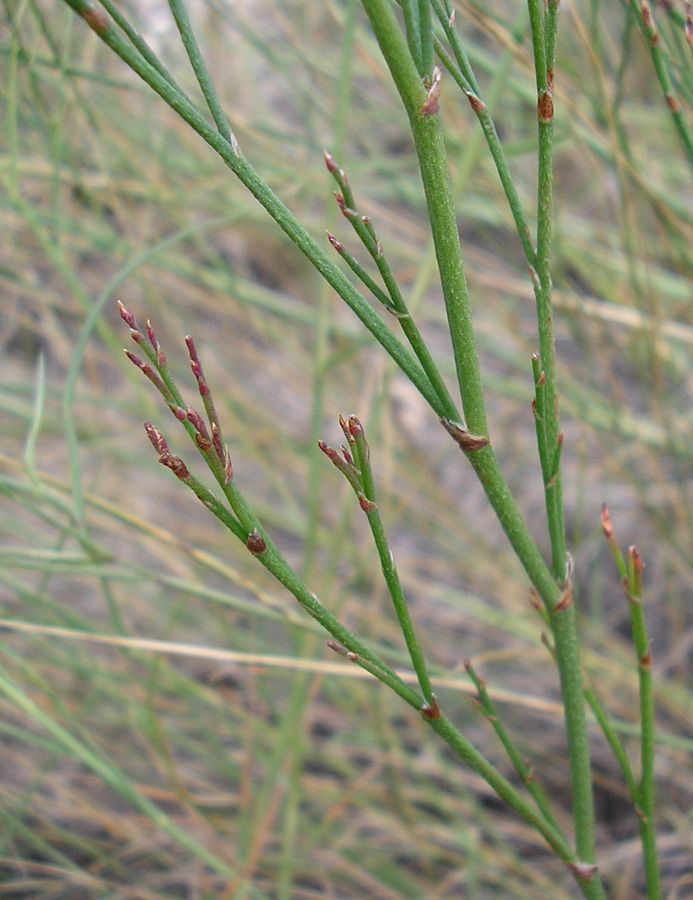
top-left (430, 1), bottom-right (536, 266)
top-left (626, 549), bottom-right (662, 899)
top-left (527, 0), bottom-right (567, 582)
top-left (465, 660), bottom-right (564, 836)
top-left (349, 417), bottom-right (436, 706)
top-left (97, 0), bottom-right (180, 90)
top-left (426, 716), bottom-right (604, 899)
top-left (363, 0), bottom-right (602, 886)
top-left (417, 0), bottom-right (433, 75)
top-left (65, 0), bottom-right (445, 416)
top-left (401, 0), bottom-right (422, 73)
top-left (627, 0), bottom-right (693, 167)
top-left (167, 0), bottom-right (236, 146)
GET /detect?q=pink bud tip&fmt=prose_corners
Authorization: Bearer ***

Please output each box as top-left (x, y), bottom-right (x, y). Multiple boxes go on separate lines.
top-left (144, 422), bottom-right (168, 455)
top-left (326, 232), bottom-right (343, 253)
top-left (323, 150), bottom-right (338, 173)
top-left (185, 335), bottom-right (199, 361)
top-left (347, 415), bottom-right (364, 437)
top-left (600, 504), bottom-right (613, 539)
top-left (629, 546), bottom-right (644, 574)
top-left (117, 300), bottom-right (137, 329)
top-left (124, 349), bottom-right (144, 368)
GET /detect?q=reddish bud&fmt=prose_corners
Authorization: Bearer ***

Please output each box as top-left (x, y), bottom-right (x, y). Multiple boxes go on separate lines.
top-left (186, 407), bottom-right (208, 435)
top-left (159, 453), bottom-right (190, 480)
top-left (211, 422), bottom-right (225, 464)
top-left (465, 91), bottom-right (486, 113)
top-left (326, 232), bottom-right (344, 254)
top-left (117, 300), bottom-right (137, 329)
top-left (81, 2), bottom-right (109, 35)
top-left (318, 440), bottom-right (339, 464)
top-left (144, 421), bottom-right (169, 456)
top-left (441, 418), bottom-right (490, 452)
top-left (327, 639), bottom-right (348, 656)
top-left (538, 90), bottom-right (554, 122)
top-left (347, 415), bottom-right (364, 438)
top-left (641, 1), bottom-right (655, 36)
top-left (358, 494), bottom-right (376, 513)
top-left (568, 861), bottom-right (599, 881)
top-left (124, 349), bottom-right (144, 368)
top-left (420, 695), bottom-right (441, 720)
top-left (169, 404), bottom-right (188, 421)
top-left (124, 350), bottom-right (167, 394)
top-left (323, 150), bottom-right (338, 173)
top-left (246, 529), bottom-right (267, 555)
top-left (340, 445), bottom-right (353, 465)
top-left (600, 504), bottom-right (614, 540)
top-left (629, 546), bottom-right (644, 576)
top-left (420, 66), bottom-right (442, 117)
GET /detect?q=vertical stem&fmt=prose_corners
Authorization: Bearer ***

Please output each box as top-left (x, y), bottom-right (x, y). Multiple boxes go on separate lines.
top-left (526, 0), bottom-right (598, 872)
top-left (626, 548), bottom-right (662, 899)
top-left (527, 0), bottom-right (566, 582)
top-left (349, 417), bottom-right (436, 706)
top-left (167, 0), bottom-right (236, 147)
top-left (417, 0), bottom-right (433, 74)
top-left (361, 0), bottom-right (602, 886)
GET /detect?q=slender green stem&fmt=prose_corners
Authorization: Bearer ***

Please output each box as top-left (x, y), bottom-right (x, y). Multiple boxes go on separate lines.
top-left (583, 684), bottom-right (638, 800)
top-left (401, 0), bottom-right (422, 74)
top-left (430, 1), bottom-right (536, 266)
top-left (600, 506), bottom-right (661, 897)
top-left (527, 0), bottom-right (566, 583)
top-left (325, 160), bottom-right (459, 418)
top-left (417, 0), bottom-right (433, 75)
top-left (426, 715), bottom-right (604, 899)
top-left (97, 0), bottom-right (180, 90)
top-left (363, 1), bottom-right (602, 887)
top-left (359, 0), bottom-right (561, 610)
top-left (526, 1), bottom-right (598, 872)
top-left (465, 660), bottom-right (564, 836)
top-left (626, 548), bottom-right (662, 899)
top-left (167, 0), bottom-right (236, 147)
top-left (545, 0), bottom-right (559, 84)
top-left (627, 0), bottom-right (693, 167)
top-left (122, 310), bottom-right (421, 703)
top-left (348, 416), bottom-right (436, 706)
top-left (64, 0), bottom-right (445, 417)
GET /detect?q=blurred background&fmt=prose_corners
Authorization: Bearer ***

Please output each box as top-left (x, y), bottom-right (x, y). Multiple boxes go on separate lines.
top-left (1, 0), bottom-right (691, 896)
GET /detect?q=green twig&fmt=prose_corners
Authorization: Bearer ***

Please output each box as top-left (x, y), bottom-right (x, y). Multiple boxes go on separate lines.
top-left (167, 0), bottom-right (236, 148)
top-left (627, 0), bottom-right (693, 166)
top-left (465, 659), bottom-right (564, 836)
top-left (430, 0), bottom-right (536, 266)
top-left (601, 506), bottom-right (662, 898)
top-left (325, 153), bottom-right (459, 418)
top-left (64, 0), bottom-right (446, 418)
top-left (336, 415), bottom-right (436, 707)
